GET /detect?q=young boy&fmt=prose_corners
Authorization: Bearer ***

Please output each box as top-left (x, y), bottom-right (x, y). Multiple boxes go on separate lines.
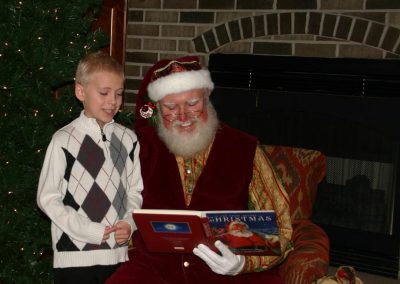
top-left (37, 51), bottom-right (143, 284)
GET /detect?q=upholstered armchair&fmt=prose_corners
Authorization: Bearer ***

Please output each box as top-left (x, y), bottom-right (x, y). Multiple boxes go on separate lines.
top-left (262, 145), bottom-right (330, 284)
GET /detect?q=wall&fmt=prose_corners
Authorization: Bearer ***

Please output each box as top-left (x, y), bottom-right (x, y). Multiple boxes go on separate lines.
top-left (124, 0), bottom-right (400, 109)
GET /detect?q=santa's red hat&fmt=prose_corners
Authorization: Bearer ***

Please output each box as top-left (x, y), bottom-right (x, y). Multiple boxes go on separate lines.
top-left (147, 57), bottom-right (214, 102)
top-left (135, 56), bottom-right (214, 128)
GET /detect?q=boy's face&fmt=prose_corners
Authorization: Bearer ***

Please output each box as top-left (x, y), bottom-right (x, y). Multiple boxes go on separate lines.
top-left (75, 70), bottom-right (124, 128)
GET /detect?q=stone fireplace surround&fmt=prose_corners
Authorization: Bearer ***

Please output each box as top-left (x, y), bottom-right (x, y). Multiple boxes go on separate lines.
top-left (125, 0), bottom-right (400, 105)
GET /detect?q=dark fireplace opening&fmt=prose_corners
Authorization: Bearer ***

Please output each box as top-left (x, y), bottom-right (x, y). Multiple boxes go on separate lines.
top-left (208, 53), bottom-right (400, 278)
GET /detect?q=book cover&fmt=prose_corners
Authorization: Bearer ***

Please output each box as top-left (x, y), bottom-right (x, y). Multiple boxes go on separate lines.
top-left (204, 211), bottom-right (281, 256)
top-left (132, 209), bottom-right (213, 254)
top-left (133, 209), bottom-right (281, 255)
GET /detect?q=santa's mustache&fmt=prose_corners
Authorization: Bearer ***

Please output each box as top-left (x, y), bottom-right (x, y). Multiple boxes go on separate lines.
top-left (171, 117), bottom-right (198, 127)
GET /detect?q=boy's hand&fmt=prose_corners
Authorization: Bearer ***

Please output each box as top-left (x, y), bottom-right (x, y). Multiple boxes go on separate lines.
top-left (102, 226), bottom-right (117, 243)
top-left (114, 221), bottom-right (132, 245)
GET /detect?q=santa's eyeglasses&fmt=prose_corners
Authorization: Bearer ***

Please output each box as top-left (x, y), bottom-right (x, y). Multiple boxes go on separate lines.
top-left (162, 110), bottom-right (203, 122)
top-left (160, 96), bottom-right (205, 122)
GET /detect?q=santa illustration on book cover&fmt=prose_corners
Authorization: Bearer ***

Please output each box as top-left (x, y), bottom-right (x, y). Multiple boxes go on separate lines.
top-left (206, 212), bottom-right (281, 256)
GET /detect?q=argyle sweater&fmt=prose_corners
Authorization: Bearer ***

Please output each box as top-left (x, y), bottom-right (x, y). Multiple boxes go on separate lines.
top-left (37, 111), bottom-right (143, 268)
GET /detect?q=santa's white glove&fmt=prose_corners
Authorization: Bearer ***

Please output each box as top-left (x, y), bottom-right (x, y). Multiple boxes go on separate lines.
top-left (193, 240), bottom-right (245, 276)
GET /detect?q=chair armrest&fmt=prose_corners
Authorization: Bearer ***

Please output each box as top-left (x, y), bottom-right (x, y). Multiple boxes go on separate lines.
top-left (279, 219), bottom-right (330, 284)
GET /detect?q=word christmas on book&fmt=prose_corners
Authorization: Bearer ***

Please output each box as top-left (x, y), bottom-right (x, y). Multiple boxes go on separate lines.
top-left (208, 213), bottom-right (273, 223)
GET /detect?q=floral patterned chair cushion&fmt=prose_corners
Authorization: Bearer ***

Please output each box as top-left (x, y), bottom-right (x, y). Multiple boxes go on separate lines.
top-left (261, 145), bottom-right (330, 284)
top-left (262, 145), bottom-right (327, 221)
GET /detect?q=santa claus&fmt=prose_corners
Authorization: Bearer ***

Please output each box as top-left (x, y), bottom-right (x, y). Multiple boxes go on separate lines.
top-left (218, 220), bottom-right (281, 255)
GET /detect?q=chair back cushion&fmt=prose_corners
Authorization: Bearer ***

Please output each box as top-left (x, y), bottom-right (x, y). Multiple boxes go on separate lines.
top-left (261, 145), bottom-right (326, 221)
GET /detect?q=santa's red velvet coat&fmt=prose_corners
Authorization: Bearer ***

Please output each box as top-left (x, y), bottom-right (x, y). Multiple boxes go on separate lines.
top-left (106, 123), bottom-right (284, 284)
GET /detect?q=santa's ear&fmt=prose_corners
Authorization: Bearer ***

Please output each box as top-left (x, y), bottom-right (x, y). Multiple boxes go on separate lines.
top-left (75, 83), bottom-right (85, 102)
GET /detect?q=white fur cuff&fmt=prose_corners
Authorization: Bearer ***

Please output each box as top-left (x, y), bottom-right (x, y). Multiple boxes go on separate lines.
top-left (147, 69), bottom-right (214, 101)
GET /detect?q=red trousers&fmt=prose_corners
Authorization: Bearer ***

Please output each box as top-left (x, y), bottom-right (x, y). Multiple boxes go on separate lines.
top-left (106, 233), bottom-right (284, 284)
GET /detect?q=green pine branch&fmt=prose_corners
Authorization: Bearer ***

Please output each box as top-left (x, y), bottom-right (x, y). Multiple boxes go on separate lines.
top-left (0, 0), bottom-right (109, 282)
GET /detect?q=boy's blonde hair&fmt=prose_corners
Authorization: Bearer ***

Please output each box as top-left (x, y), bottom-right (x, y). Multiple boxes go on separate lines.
top-left (75, 51), bottom-right (124, 86)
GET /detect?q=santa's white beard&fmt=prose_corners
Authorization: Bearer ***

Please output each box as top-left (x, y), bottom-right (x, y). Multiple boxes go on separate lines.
top-left (157, 102), bottom-right (219, 158)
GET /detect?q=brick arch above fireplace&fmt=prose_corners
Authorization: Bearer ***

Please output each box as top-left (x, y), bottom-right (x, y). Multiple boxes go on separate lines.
top-left (193, 12), bottom-right (400, 58)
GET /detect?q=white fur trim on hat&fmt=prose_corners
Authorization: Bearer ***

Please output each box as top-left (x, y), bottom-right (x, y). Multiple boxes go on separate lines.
top-left (147, 69), bottom-right (214, 101)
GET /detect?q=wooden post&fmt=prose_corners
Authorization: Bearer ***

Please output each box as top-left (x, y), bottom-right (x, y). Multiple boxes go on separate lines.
top-left (91, 0), bottom-right (127, 65)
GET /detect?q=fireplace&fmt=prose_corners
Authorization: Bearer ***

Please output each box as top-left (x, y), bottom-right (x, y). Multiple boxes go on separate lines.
top-left (208, 53), bottom-right (400, 278)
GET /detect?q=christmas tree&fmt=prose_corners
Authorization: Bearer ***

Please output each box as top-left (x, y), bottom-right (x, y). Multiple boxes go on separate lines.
top-left (0, 0), bottom-right (125, 282)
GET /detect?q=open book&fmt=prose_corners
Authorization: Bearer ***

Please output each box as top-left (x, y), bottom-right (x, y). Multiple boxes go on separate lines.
top-left (133, 209), bottom-right (281, 255)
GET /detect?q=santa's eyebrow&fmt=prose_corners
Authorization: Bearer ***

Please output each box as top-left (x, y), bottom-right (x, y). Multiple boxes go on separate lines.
top-left (161, 102), bottom-right (177, 108)
top-left (186, 98), bottom-right (200, 104)
top-left (162, 97), bottom-right (201, 107)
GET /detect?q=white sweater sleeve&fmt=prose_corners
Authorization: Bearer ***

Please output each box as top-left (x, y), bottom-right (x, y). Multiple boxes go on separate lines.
top-left (122, 140), bottom-right (143, 233)
top-left (37, 138), bottom-right (104, 245)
